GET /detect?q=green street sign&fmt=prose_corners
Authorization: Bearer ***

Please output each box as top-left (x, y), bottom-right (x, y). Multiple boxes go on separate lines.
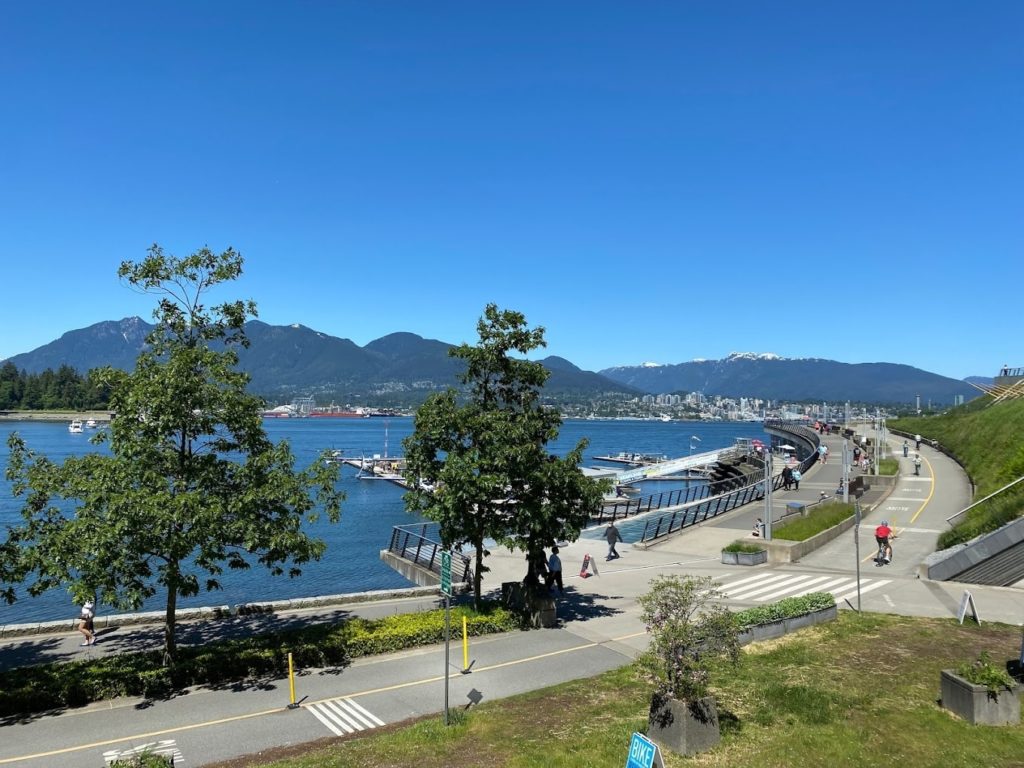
top-left (440, 550), bottom-right (452, 596)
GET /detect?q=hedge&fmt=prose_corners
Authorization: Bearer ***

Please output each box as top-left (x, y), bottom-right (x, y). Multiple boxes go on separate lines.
top-left (0, 602), bottom-right (518, 718)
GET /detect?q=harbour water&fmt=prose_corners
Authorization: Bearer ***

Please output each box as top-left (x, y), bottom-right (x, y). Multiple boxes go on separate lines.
top-left (0, 418), bottom-right (767, 623)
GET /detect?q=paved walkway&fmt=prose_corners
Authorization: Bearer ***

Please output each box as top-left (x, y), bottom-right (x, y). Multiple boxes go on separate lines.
top-left (1, 422), bottom-right (1021, 767)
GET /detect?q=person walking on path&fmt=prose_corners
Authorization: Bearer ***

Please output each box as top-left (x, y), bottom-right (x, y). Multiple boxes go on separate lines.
top-left (78, 600), bottom-right (96, 646)
top-left (545, 546), bottom-right (564, 595)
top-left (791, 468), bottom-right (801, 490)
top-left (818, 444), bottom-right (828, 464)
top-left (915, 434), bottom-right (922, 450)
top-left (605, 522), bottom-right (622, 560)
top-left (781, 466), bottom-right (793, 490)
top-left (913, 453), bottom-right (922, 476)
top-left (903, 440), bottom-right (909, 457)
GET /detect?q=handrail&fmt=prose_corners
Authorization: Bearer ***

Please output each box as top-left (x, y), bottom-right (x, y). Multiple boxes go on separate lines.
top-left (946, 474), bottom-right (1024, 526)
top-left (387, 523), bottom-right (473, 584)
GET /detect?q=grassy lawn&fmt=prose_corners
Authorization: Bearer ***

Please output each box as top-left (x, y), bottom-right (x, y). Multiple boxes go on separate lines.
top-left (209, 612), bottom-right (1024, 768)
top-left (773, 502), bottom-right (853, 541)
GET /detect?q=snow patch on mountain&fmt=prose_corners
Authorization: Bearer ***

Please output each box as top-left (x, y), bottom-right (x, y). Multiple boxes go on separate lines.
top-left (726, 352), bottom-right (784, 362)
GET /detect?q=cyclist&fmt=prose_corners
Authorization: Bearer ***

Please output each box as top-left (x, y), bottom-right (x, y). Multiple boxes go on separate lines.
top-left (874, 520), bottom-right (895, 564)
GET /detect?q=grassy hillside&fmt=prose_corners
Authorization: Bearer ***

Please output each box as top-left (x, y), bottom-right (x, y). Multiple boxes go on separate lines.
top-left (210, 613), bottom-right (1024, 768)
top-left (891, 397), bottom-right (1024, 547)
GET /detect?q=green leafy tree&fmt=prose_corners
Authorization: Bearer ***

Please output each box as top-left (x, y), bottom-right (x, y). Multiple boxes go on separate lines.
top-left (2, 245), bottom-right (342, 664)
top-left (402, 304), bottom-right (605, 606)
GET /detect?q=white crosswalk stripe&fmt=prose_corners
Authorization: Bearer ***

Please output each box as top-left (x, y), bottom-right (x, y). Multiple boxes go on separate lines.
top-left (104, 740), bottom-right (184, 765)
top-left (714, 571), bottom-right (892, 603)
top-left (309, 697), bottom-right (385, 736)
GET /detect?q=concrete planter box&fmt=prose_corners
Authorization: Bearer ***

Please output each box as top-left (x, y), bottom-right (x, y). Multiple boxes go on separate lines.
top-left (721, 549), bottom-right (767, 566)
top-left (738, 605), bottom-right (838, 645)
top-left (648, 694), bottom-right (720, 757)
top-left (940, 670), bottom-right (1021, 725)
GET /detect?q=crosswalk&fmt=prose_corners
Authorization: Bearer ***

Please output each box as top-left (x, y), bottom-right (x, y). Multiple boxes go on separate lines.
top-left (104, 739), bottom-right (184, 765)
top-left (715, 570), bottom-right (891, 605)
top-left (308, 696), bottom-right (385, 736)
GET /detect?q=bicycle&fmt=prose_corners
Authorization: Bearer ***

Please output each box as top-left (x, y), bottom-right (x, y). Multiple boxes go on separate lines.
top-left (875, 539), bottom-right (890, 566)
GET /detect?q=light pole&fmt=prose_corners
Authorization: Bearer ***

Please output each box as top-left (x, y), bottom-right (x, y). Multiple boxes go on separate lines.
top-left (763, 449), bottom-right (773, 541)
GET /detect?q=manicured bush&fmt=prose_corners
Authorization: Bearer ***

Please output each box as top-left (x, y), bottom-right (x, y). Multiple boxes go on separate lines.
top-left (733, 592), bottom-right (835, 631)
top-left (723, 541), bottom-right (767, 554)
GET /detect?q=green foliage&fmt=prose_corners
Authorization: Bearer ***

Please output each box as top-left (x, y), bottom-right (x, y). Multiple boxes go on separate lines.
top-left (0, 362), bottom-right (111, 410)
top-left (733, 592), bottom-right (835, 630)
top-left (894, 399), bottom-right (1024, 548)
top-left (402, 305), bottom-right (607, 605)
top-left (1, 246), bottom-right (343, 664)
top-left (722, 541), bottom-right (766, 553)
top-left (956, 651), bottom-right (1016, 695)
top-left (878, 457), bottom-right (899, 475)
top-left (773, 503), bottom-right (854, 541)
top-left (635, 574), bottom-right (739, 701)
top-left (108, 754), bottom-right (173, 768)
top-left (0, 602), bottom-right (518, 717)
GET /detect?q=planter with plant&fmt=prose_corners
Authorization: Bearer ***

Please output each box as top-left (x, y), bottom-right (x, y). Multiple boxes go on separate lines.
top-left (721, 540), bottom-right (767, 566)
top-left (941, 651), bottom-right (1020, 725)
top-left (636, 575), bottom-right (740, 757)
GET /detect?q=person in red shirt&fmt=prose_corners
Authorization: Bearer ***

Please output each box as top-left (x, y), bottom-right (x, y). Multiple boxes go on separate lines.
top-left (874, 521), bottom-right (895, 564)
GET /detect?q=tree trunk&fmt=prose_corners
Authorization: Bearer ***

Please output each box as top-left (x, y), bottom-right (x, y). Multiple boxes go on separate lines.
top-left (163, 579), bottom-right (178, 667)
top-left (473, 542), bottom-right (484, 610)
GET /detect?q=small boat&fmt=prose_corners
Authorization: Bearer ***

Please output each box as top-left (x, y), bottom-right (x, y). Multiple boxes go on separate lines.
top-left (68, 420), bottom-right (84, 434)
top-left (85, 419), bottom-right (98, 429)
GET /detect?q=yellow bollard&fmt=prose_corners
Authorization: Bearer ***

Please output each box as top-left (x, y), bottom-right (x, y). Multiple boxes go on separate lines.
top-left (462, 616), bottom-right (469, 672)
top-left (288, 652), bottom-right (297, 708)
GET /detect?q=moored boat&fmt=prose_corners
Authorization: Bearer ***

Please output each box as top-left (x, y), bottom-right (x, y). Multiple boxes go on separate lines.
top-left (68, 419), bottom-right (84, 433)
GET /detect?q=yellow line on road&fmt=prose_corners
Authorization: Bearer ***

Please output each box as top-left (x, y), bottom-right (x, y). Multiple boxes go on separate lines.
top-left (909, 454), bottom-right (935, 524)
top-left (0, 632), bottom-right (645, 764)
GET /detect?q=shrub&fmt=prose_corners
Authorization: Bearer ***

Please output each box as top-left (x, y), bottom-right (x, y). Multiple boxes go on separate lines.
top-left (0, 600), bottom-right (519, 718)
top-left (956, 651), bottom-right (1016, 695)
top-left (635, 575), bottom-right (739, 701)
top-left (733, 592), bottom-right (835, 631)
top-left (773, 503), bottom-right (854, 541)
top-left (722, 541), bottom-right (766, 554)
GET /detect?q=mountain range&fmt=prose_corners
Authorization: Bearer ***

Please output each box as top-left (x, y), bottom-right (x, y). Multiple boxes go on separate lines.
top-left (2, 318), bottom-right (980, 406)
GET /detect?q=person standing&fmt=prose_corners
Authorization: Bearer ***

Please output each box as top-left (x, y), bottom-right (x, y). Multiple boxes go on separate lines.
top-left (605, 522), bottom-right (622, 560)
top-left (78, 599), bottom-right (96, 646)
top-left (791, 468), bottom-right (801, 490)
top-left (546, 546), bottom-right (564, 595)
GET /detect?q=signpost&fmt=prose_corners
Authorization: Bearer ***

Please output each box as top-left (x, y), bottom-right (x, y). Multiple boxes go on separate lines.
top-left (625, 732), bottom-right (664, 768)
top-left (441, 550), bottom-right (452, 725)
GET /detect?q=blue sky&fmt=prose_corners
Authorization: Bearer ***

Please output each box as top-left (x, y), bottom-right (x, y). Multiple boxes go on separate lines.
top-left (1, 3), bottom-right (1020, 380)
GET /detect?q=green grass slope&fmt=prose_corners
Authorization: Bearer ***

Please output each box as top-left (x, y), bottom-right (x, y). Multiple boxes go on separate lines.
top-left (892, 397), bottom-right (1024, 548)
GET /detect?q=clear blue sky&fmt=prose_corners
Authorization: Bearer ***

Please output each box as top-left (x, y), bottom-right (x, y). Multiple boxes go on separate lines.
top-left (2, 3), bottom-right (1020, 380)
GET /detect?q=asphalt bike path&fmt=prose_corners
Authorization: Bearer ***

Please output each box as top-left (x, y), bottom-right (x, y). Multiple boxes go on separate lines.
top-left (1, 422), bottom-right (1021, 766)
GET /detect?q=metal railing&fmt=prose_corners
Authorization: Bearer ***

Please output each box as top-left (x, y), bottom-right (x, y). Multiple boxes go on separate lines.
top-left (594, 482), bottom-right (713, 523)
top-left (946, 474), bottom-right (1024, 526)
top-left (638, 476), bottom-right (767, 542)
top-left (387, 523), bottom-right (473, 584)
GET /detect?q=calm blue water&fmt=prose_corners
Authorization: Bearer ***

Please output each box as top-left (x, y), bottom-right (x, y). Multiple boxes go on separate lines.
top-left (0, 418), bottom-right (766, 623)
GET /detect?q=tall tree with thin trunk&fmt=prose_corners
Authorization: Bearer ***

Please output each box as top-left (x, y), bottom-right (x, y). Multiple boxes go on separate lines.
top-left (402, 304), bottom-right (605, 606)
top-left (2, 245), bottom-right (342, 664)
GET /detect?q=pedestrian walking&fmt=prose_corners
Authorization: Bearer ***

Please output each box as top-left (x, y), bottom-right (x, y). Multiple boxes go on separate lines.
top-left (791, 468), bottom-right (801, 490)
top-left (902, 440), bottom-right (909, 457)
top-left (546, 546), bottom-right (564, 594)
top-left (605, 522), bottom-right (622, 560)
top-left (78, 600), bottom-right (96, 646)
top-left (781, 466), bottom-right (793, 490)
top-left (915, 433), bottom-right (922, 450)
top-left (914, 454), bottom-right (922, 476)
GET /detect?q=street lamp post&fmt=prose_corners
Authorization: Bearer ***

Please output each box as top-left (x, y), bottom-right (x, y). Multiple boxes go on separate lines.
top-left (764, 450), bottom-right (773, 541)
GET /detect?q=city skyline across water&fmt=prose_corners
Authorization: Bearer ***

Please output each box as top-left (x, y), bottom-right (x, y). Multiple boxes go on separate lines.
top-left (0, 417), bottom-right (768, 624)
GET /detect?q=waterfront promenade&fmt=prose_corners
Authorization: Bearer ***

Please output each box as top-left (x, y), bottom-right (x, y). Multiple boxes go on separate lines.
top-left (1, 424), bottom-right (1021, 767)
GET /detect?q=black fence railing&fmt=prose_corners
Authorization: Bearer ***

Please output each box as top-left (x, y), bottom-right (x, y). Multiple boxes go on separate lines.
top-left (594, 482), bottom-right (713, 523)
top-left (387, 523), bottom-right (473, 585)
top-left (637, 423), bottom-right (823, 544)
